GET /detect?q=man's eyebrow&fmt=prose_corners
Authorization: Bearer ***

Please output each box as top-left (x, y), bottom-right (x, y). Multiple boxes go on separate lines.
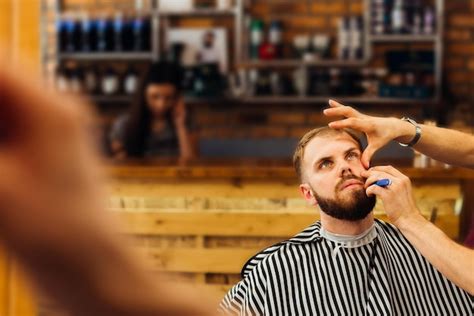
top-left (312, 155), bottom-right (333, 169)
top-left (345, 147), bottom-right (359, 155)
top-left (312, 147), bottom-right (360, 169)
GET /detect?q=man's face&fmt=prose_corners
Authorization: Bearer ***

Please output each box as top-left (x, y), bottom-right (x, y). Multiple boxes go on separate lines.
top-left (300, 132), bottom-right (375, 221)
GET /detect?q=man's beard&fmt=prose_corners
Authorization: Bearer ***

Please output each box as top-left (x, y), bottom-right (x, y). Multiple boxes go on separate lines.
top-left (312, 175), bottom-right (376, 221)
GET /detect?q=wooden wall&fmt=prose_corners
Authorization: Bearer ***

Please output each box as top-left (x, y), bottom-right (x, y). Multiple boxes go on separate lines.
top-left (0, 0), bottom-right (41, 72)
top-left (0, 2), bottom-right (42, 315)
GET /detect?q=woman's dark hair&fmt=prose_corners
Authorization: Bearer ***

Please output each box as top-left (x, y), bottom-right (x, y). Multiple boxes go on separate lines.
top-left (122, 61), bottom-right (183, 157)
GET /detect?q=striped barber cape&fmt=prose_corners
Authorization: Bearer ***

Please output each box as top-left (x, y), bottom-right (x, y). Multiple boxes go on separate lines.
top-left (220, 219), bottom-right (473, 316)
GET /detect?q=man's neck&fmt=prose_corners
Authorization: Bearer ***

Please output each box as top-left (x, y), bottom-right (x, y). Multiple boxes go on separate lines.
top-left (320, 212), bottom-right (374, 236)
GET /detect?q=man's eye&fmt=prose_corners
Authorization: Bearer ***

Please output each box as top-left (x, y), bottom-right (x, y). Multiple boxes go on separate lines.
top-left (320, 161), bottom-right (332, 169)
top-left (347, 152), bottom-right (359, 160)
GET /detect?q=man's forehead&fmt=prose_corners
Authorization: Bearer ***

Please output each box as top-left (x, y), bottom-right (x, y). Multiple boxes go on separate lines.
top-left (304, 133), bottom-right (360, 163)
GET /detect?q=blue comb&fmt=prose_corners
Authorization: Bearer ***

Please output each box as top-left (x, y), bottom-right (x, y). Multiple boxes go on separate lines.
top-left (372, 178), bottom-right (392, 188)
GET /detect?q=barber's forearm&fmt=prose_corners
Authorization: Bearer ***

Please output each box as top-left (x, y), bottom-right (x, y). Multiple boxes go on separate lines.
top-left (396, 214), bottom-right (474, 295)
top-left (413, 125), bottom-right (474, 168)
top-left (391, 120), bottom-right (474, 168)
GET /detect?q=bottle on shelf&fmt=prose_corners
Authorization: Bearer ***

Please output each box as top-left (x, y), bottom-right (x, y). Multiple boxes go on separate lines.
top-left (61, 12), bottom-right (81, 52)
top-left (329, 68), bottom-right (341, 95)
top-left (423, 7), bottom-right (435, 34)
top-left (248, 69), bottom-right (258, 96)
top-left (122, 13), bottom-right (134, 51)
top-left (292, 67), bottom-right (307, 97)
top-left (113, 11), bottom-right (125, 52)
top-left (101, 67), bottom-right (120, 95)
top-left (391, 0), bottom-right (405, 34)
top-left (123, 66), bottom-right (139, 95)
top-left (312, 34), bottom-right (330, 60)
top-left (80, 11), bottom-right (95, 52)
top-left (338, 17), bottom-right (350, 60)
top-left (269, 20), bottom-right (284, 59)
top-left (55, 64), bottom-right (70, 92)
top-left (96, 13), bottom-right (108, 52)
top-left (349, 16), bottom-right (363, 59)
top-left (371, 0), bottom-right (386, 34)
top-left (217, 0), bottom-right (233, 10)
top-left (249, 19), bottom-right (264, 60)
top-left (255, 70), bottom-right (272, 96)
top-left (57, 13), bottom-right (69, 53)
top-left (412, 8), bottom-right (422, 34)
top-left (133, 15), bottom-right (151, 51)
top-left (293, 35), bottom-right (310, 60)
top-left (69, 66), bottom-right (84, 93)
top-left (84, 65), bottom-right (100, 94)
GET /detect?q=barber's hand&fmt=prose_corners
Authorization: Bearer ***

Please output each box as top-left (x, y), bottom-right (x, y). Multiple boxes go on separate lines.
top-left (324, 100), bottom-right (401, 168)
top-left (363, 166), bottom-right (422, 226)
top-left (173, 97), bottom-right (187, 128)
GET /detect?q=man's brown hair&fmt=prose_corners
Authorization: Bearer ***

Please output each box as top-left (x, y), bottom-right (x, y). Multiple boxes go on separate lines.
top-left (293, 127), bottom-right (364, 182)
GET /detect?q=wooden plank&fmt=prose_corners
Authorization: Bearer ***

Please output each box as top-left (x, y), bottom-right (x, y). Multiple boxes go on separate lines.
top-left (8, 261), bottom-right (37, 316)
top-left (142, 248), bottom-right (259, 274)
top-left (0, 244), bottom-right (10, 316)
top-left (13, 0), bottom-right (41, 72)
top-left (107, 181), bottom-right (301, 199)
top-left (117, 211), bottom-right (319, 237)
top-left (0, 0), bottom-right (12, 56)
top-left (191, 284), bottom-right (231, 306)
top-left (115, 210), bottom-right (459, 239)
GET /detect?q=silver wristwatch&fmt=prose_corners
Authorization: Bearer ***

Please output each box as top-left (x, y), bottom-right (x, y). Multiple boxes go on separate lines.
top-left (398, 117), bottom-right (421, 147)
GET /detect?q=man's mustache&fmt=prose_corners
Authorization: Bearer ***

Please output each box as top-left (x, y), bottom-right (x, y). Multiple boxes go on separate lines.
top-left (336, 175), bottom-right (365, 192)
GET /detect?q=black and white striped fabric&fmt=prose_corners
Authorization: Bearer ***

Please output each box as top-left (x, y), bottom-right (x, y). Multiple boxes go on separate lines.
top-left (220, 219), bottom-right (473, 315)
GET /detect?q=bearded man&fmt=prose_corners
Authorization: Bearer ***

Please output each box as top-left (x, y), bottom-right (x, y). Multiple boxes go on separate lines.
top-left (220, 127), bottom-right (473, 316)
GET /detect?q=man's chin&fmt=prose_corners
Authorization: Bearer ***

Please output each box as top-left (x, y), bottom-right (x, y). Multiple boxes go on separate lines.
top-left (339, 187), bottom-right (367, 202)
top-left (317, 188), bottom-right (376, 221)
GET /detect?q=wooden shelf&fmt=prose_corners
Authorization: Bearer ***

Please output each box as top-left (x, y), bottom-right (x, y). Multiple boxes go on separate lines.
top-left (90, 95), bottom-right (134, 103)
top-left (241, 96), bottom-right (437, 104)
top-left (84, 94), bottom-right (437, 106)
top-left (238, 59), bottom-right (368, 68)
top-left (105, 161), bottom-right (474, 180)
top-left (58, 52), bottom-right (154, 61)
top-left (156, 8), bottom-right (236, 16)
top-left (370, 34), bottom-right (438, 42)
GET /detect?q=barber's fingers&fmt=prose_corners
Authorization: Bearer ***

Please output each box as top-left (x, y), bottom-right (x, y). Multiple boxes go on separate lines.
top-left (368, 165), bottom-right (408, 179)
top-left (366, 183), bottom-right (387, 197)
top-left (328, 99), bottom-right (361, 115)
top-left (361, 144), bottom-right (379, 169)
top-left (364, 170), bottom-right (395, 188)
top-left (325, 100), bottom-right (364, 119)
top-left (328, 99), bottom-right (343, 108)
top-left (328, 118), bottom-right (371, 132)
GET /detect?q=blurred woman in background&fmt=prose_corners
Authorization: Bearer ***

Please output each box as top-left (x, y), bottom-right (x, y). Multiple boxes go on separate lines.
top-left (110, 61), bottom-right (196, 159)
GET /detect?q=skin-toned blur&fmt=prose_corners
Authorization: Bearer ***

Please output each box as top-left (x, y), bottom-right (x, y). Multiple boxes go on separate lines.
top-left (0, 59), bottom-right (216, 315)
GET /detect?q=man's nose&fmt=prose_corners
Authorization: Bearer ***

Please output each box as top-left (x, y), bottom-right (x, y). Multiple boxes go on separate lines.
top-left (338, 160), bottom-right (353, 177)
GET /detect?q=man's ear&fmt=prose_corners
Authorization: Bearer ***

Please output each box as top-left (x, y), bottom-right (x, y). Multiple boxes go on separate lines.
top-left (299, 184), bottom-right (318, 206)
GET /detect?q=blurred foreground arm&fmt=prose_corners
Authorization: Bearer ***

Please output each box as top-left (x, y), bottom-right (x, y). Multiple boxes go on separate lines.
top-left (0, 63), bottom-right (215, 315)
top-left (324, 100), bottom-right (474, 169)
